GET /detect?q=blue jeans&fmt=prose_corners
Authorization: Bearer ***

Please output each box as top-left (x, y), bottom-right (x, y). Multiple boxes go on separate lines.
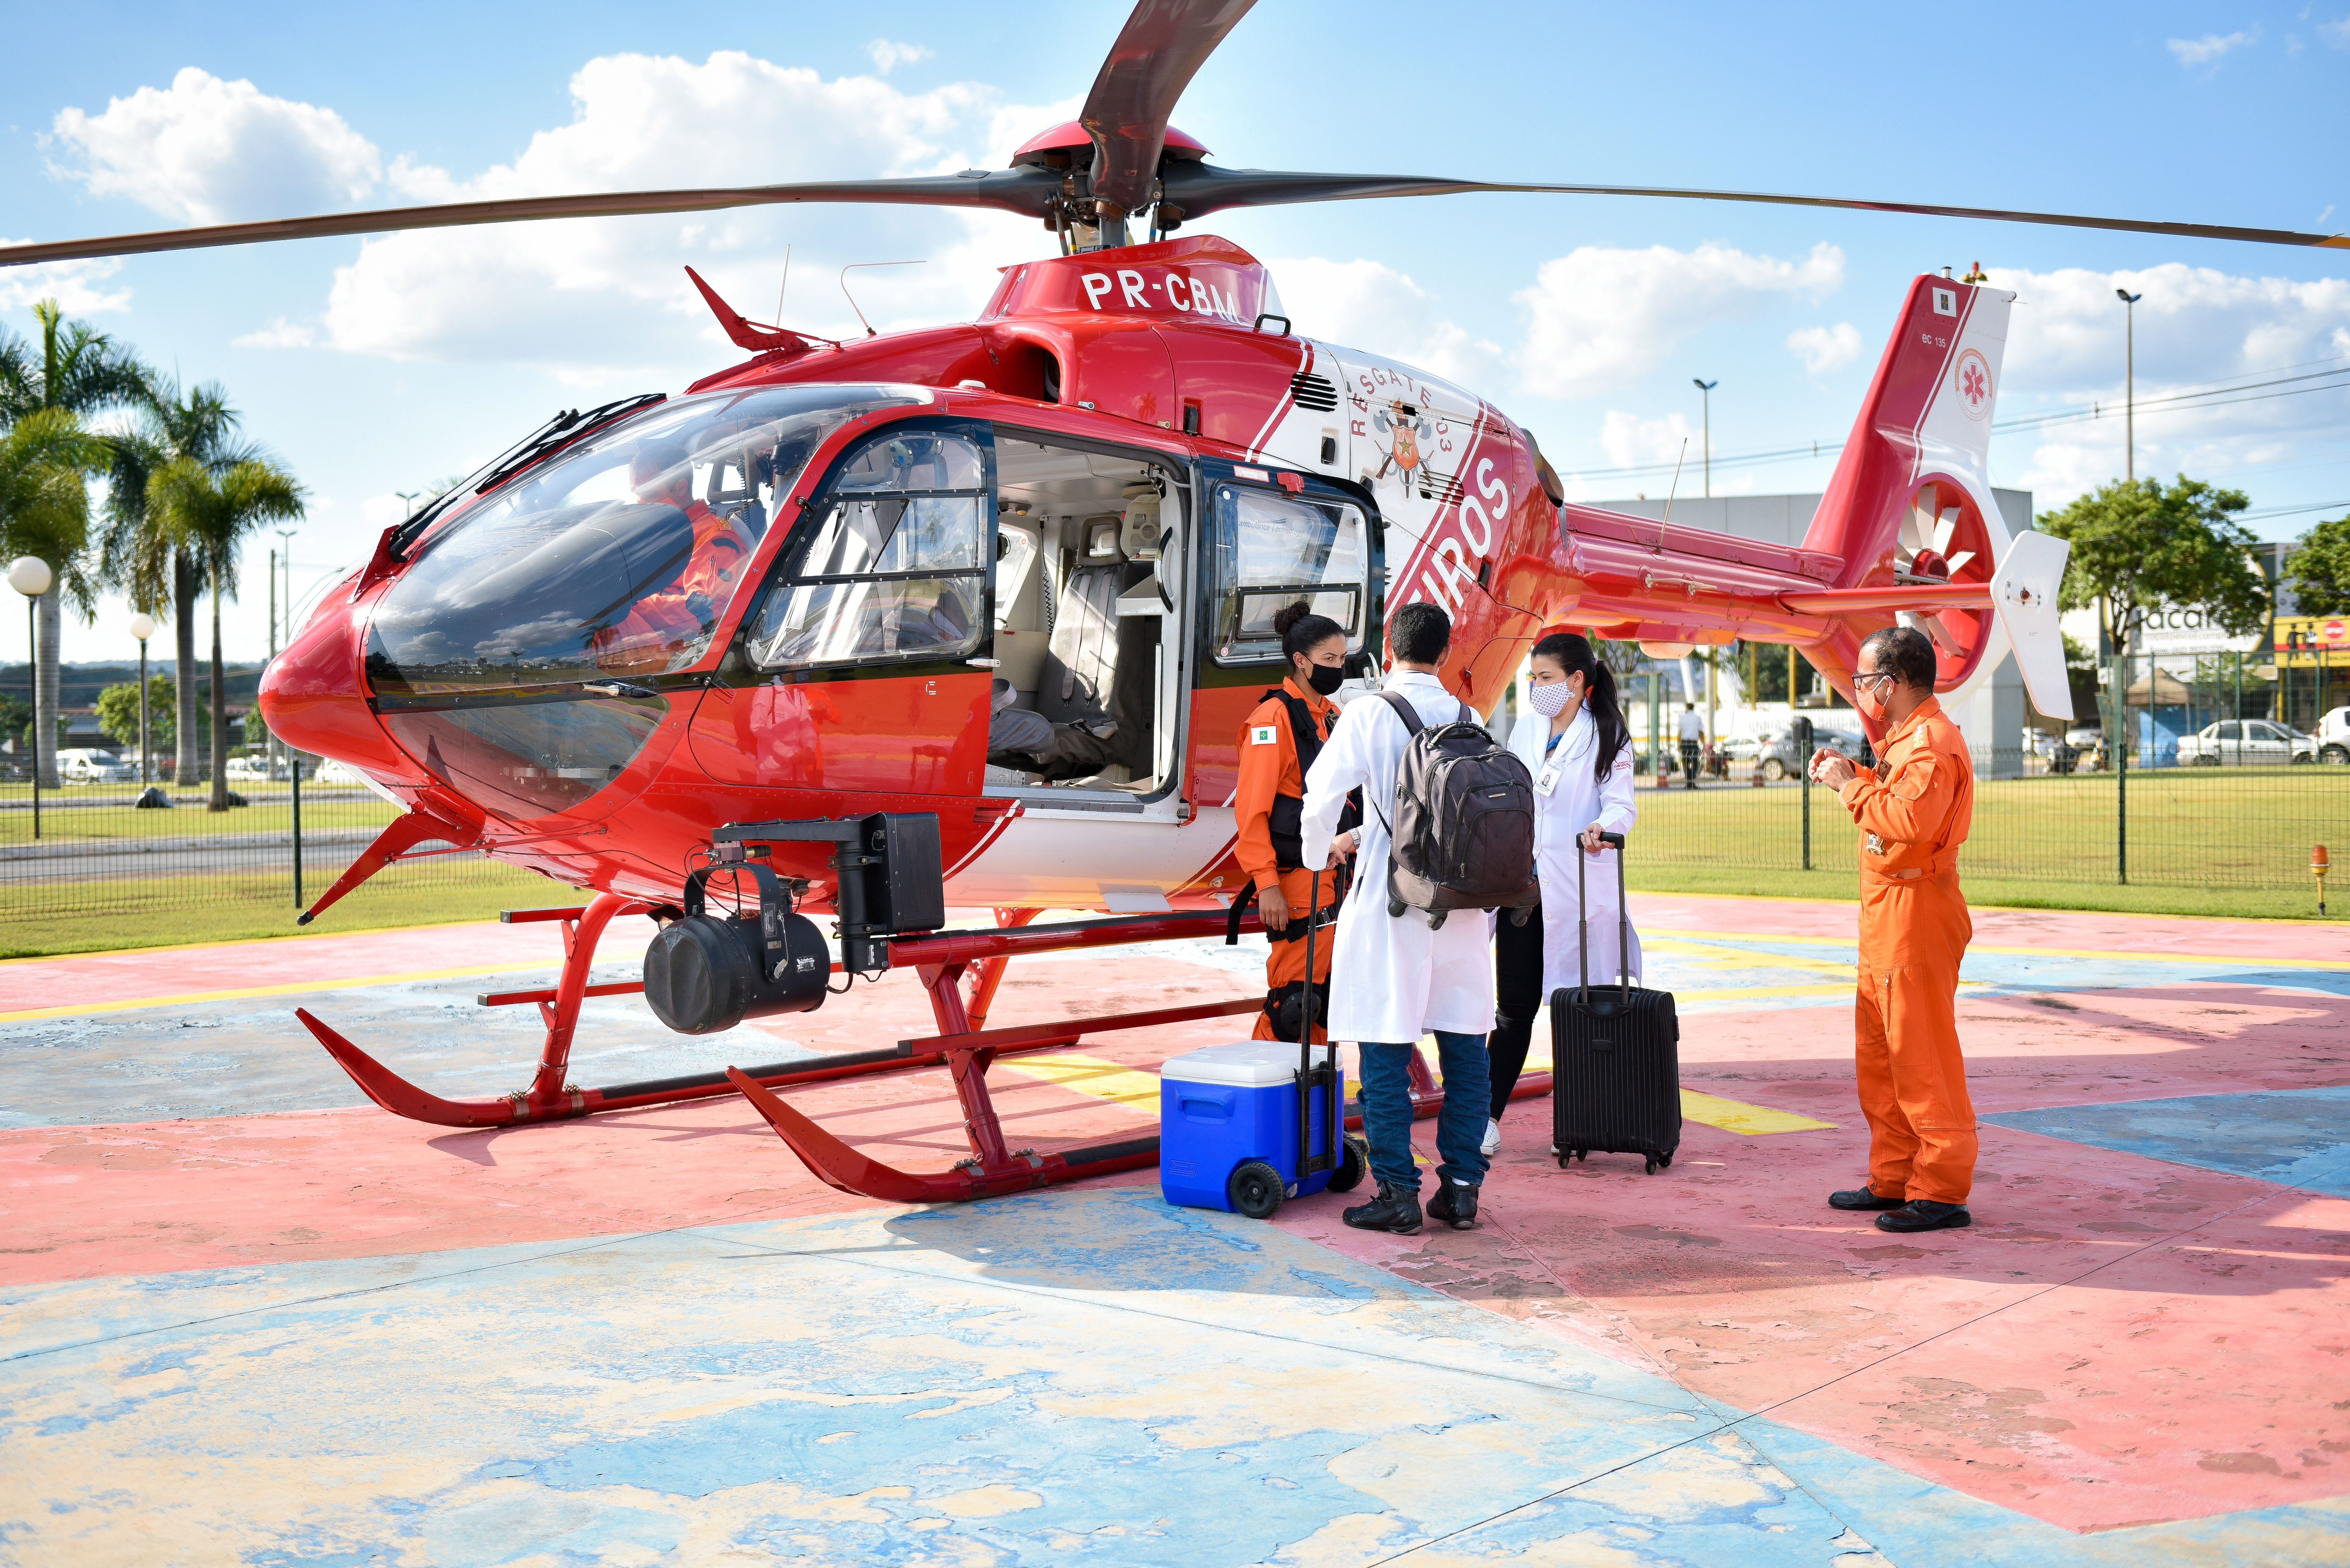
top-left (1358, 1032), bottom-right (1491, 1195)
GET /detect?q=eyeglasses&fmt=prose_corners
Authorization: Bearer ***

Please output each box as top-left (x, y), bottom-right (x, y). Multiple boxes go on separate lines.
top-left (1853, 669), bottom-right (1896, 692)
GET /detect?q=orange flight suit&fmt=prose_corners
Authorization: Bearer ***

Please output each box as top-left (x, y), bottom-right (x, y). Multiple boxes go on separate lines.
top-left (1838, 695), bottom-right (1978, 1204)
top-left (1234, 678), bottom-right (1339, 1043)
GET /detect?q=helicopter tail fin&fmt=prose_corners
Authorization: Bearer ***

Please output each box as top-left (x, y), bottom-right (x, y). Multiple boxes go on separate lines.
top-left (1798, 276), bottom-right (2032, 711)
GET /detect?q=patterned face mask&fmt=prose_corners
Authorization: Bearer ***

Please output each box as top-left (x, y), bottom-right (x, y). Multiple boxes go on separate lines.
top-left (1529, 677), bottom-right (1581, 718)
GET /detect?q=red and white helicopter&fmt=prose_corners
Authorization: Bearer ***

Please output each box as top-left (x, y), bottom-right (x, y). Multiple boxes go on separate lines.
top-left (8, 0), bottom-right (2338, 1203)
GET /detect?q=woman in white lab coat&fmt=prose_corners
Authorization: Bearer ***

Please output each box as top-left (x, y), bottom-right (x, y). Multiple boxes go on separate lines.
top-left (1486, 632), bottom-right (1641, 1154)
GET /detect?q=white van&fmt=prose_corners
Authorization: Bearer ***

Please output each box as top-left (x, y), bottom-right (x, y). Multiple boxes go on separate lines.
top-left (2316, 706), bottom-right (2349, 767)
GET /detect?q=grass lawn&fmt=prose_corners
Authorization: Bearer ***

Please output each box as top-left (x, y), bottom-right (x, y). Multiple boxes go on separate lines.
top-left (1624, 864), bottom-right (2338, 923)
top-left (1628, 768), bottom-right (2346, 901)
top-left (0, 862), bottom-right (572, 960)
top-left (0, 791), bottom-right (393, 844)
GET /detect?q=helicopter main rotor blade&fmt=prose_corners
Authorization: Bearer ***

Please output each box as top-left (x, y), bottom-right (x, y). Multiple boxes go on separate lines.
top-left (0, 170), bottom-right (1062, 269)
top-left (1080, 0), bottom-right (1257, 214)
top-left (1158, 165), bottom-right (2350, 249)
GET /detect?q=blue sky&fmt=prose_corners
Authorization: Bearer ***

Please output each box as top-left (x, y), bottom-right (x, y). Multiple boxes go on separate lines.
top-left (4, 0), bottom-right (2345, 664)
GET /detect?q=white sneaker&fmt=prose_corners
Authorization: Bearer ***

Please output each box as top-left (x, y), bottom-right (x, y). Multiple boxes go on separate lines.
top-left (1480, 1118), bottom-right (1501, 1157)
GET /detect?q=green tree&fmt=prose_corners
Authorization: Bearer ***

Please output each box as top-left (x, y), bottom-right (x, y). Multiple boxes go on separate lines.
top-left (2284, 514), bottom-right (2350, 617)
top-left (2039, 476), bottom-right (2269, 657)
top-left (145, 458), bottom-right (304, 809)
top-left (96, 377), bottom-right (255, 785)
top-left (0, 300), bottom-right (154, 789)
top-left (0, 409), bottom-right (108, 787)
top-left (95, 673), bottom-right (174, 756)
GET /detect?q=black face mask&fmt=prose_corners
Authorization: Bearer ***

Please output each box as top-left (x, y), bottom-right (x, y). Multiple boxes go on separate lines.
top-left (1304, 662), bottom-right (1347, 696)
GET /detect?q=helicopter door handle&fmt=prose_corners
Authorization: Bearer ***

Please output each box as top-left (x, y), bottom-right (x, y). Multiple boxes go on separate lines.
top-left (964, 658), bottom-right (1003, 668)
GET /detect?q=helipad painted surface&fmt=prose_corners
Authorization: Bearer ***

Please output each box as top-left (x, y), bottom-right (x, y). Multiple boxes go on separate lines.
top-left (2, 893), bottom-right (2345, 1565)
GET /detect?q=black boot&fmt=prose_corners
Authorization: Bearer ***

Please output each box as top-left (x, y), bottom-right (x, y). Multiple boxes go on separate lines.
top-left (1828, 1186), bottom-right (1906, 1211)
top-left (1426, 1181), bottom-right (1480, 1231)
top-left (1343, 1183), bottom-right (1423, 1235)
top-left (1876, 1200), bottom-right (1971, 1233)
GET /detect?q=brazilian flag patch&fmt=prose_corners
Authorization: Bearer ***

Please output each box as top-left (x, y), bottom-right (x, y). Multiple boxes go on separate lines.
top-left (1249, 725), bottom-right (1278, 745)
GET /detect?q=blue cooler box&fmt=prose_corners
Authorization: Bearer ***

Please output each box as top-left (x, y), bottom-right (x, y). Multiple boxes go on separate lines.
top-left (1159, 1041), bottom-right (1355, 1215)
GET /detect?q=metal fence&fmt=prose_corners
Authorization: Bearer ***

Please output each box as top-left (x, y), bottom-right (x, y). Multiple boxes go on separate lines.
top-left (0, 752), bottom-right (541, 930)
top-left (1620, 649), bottom-right (2347, 901)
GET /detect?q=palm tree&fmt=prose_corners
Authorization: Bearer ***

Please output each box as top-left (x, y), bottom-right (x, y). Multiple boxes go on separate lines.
top-left (0, 411), bottom-right (106, 780)
top-left (145, 458), bottom-right (304, 809)
top-left (99, 378), bottom-right (254, 785)
top-left (0, 300), bottom-right (153, 786)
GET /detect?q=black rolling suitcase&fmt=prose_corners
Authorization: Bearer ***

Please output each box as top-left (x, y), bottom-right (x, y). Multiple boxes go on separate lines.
top-left (1552, 831), bottom-right (1681, 1173)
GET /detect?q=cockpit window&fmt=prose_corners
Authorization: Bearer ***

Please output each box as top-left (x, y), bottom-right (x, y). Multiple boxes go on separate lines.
top-left (366, 384), bottom-right (927, 695)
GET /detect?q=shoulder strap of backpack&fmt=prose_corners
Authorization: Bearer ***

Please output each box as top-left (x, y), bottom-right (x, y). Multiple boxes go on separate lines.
top-left (1375, 689), bottom-right (1424, 737)
top-left (1270, 689), bottom-right (1329, 779)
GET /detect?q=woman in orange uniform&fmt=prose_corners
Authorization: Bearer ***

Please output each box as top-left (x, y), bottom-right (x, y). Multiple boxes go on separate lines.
top-left (1233, 603), bottom-right (1356, 1042)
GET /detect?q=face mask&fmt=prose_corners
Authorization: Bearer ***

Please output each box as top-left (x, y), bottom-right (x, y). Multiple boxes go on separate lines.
top-left (1305, 662), bottom-right (1347, 696)
top-left (1853, 679), bottom-right (1888, 722)
top-left (1528, 678), bottom-right (1580, 718)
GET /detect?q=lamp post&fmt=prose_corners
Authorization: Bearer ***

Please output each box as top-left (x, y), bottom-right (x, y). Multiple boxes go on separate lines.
top-left (8, 557), bottom-right (52, 839)
top-left (2115, 288), bottom-right (2142, 481)
top-left (128, 612), bottom-right (156, 790)
top-left (1692, 379), bottom-right (1718, 498)
top-left (275, 529), bottom-right (296, 782)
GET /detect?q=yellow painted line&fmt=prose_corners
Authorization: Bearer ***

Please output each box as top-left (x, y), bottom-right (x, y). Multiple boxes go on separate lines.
top-left (1645, 926), bottom-right (2345, 971)
top-left (0, 961), bottom-right (545, 1023)
top-left (999, 1053), bottom-right (1164, 1112)
top-left (1680, 1089), bottom-right (1838, 1135)
top-left (0, 914), bottom-right (528, 965)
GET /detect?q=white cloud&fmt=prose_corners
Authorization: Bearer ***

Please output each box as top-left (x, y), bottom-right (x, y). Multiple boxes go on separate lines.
top-left (2166, 28), bottom-right (2259, 69)
top-left (2320, 13), bottom-right (2350, 45)
top-left (866, 40), bottom-right (935, 74)
top-left (1513, 242), bottom-right (1844, 399)
top-left (0, 247), bottom-right (130, 313)
top-left (231, 316), bottom-right (316, 348)
top-left (1597, 410), bottom-right (1695, 470)
top-left (1997, 262), bottom-right (2350, 506)
top-left (1263, 257), bottom-right (1504, 388)
top-left (48, 67), bottom-right (381, 224)
top-left (1786, 321), bottom-right (1863, 376)
top-left (247, 51), bottom-right (1073, 384)
top-left (360, 493), bottom-right (412, 527)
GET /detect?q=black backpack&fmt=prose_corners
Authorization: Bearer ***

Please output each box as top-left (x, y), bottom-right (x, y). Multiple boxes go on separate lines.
top-left (1373, 690), bottom-right (1539, 930)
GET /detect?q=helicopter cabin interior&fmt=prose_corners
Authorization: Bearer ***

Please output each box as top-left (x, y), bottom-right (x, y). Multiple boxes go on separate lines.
top-left (984, 436), bottom-right (1186, 804)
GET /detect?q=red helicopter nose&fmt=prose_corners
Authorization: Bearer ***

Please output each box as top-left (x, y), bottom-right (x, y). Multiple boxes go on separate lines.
top-left (259, 593), bottom-right (424, 782)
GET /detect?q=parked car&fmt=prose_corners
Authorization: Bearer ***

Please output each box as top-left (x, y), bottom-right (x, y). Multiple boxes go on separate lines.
top-left (57, 748), bottom-right (136, 784)
top-left (2173, 719), bottom-right (2315, 766)
top-left (2315, 705), bottom-right (2350, 766)
top-left (1725, 725), bottom-right (1871, 780)
top-left (315, 758), bottom-right (371, 787)
top-left (224, 753), bottom-right (315, 781)
top-left (2024, 729), bottom-right (2081, 774)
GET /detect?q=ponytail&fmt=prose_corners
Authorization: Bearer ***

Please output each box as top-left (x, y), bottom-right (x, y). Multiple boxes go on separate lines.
top-left (1531, 631), bottom-right (1629, 782)
top-left (1274, 601), bottom-right (1348, 663)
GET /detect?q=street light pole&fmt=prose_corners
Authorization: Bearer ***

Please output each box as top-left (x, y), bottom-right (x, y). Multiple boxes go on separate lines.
top-left (8, 557), bottom-right (52, 840)
top-left (2115, 288), bottom-right (2142, 481)
top-left (1692, 379), bottom-right (1718, 498)
top-left (129, 613), bottom-right (156, 790)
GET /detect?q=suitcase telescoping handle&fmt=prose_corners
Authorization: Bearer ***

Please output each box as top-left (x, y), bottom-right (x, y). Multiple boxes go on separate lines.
top-left (1575, 830), bottom-right (1632, 1002)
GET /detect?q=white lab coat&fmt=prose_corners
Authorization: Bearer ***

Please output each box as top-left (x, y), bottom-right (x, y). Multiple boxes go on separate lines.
top-left (1299, 671), bottom-right (1495, 1043)
top-left (1507, 707), bottom-right (1643, 995)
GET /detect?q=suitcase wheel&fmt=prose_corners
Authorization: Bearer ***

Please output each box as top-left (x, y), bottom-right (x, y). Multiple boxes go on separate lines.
top-left (1228, 1160), bottom-right (1285, 1220)
top-left (1327, 1136), bottom-right (1368, 1194)
top-left (1656, 1152), bottom-right (1672, 1169)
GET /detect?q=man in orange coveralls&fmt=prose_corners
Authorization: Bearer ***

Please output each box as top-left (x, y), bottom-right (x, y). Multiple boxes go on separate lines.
top-left (1232, 603), bottom-right (1357, 1042)
top-left (593, 443), bottom-right (757, 674)
top-left (1809, 624), bottom-right (1978, 1233)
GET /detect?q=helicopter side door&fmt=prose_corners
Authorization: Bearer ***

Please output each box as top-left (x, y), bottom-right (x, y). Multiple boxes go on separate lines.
top-left (689, 421), bottom-right (997, 802)
top-left (1179, 463), bottom-right (1383, 901)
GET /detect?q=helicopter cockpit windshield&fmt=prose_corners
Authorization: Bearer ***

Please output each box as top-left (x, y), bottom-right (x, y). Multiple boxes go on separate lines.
top-left (367, 385), bottom-right (927, 696)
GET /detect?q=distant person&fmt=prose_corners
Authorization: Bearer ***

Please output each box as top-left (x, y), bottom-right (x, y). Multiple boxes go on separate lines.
top-left (1808, 625), bottom-right (1978, 1233)
top-left (1232, 604), bottom-right (1356, 1042)
top-left (1299, 601), bottom-right (1493, 1234)
top-left (1677, 701), bottom-right (1706, 789)
top-left (1488, 633), bottom-right (1639, 1156)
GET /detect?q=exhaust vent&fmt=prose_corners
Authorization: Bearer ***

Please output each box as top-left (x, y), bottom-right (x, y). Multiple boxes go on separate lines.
top-left (1288, 372), bottom-right (1339, 412)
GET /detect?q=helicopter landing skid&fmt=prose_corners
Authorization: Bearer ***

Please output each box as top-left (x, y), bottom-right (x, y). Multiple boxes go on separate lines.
top-left (295, 893), bottom-right (1554, 1201)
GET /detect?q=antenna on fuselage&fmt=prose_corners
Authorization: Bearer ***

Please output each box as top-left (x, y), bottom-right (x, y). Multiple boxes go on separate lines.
top-left (1657, 438), bottom-right (1687, 553)
top-left (839, 260), bottom-right (927, 338)
top-left (773, 244), bottom-right (791, 327)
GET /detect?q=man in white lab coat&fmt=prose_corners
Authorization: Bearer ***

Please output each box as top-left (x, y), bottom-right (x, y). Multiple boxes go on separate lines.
top-left (1299, 602), bottom-right (1494, 1235)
